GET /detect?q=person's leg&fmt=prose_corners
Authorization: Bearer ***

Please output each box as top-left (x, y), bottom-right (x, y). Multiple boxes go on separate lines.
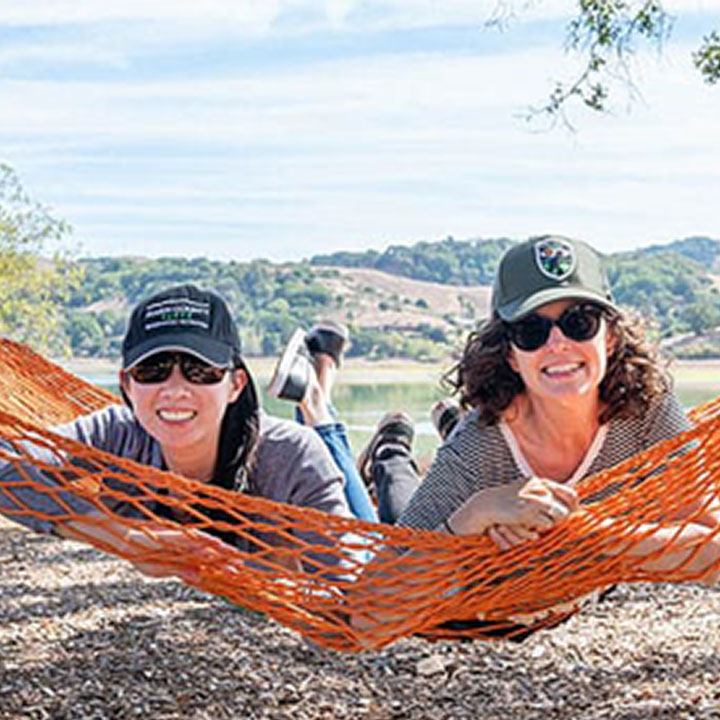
top-left (430, 398), bottom-right (462, 441)
top-left (358, 413), bottom-right (420, 524)
top-left (269, 323), bottom-right (345, 426)
top-left (314, 422), bottom-right (378, 522)
top-left (295, 350), bottom-right (337, 427)
top-left (312, 349), bottom-right (338, 404)
top-left (268, 325), bottom-right (378, 522)
top-left (301, 362), bottom-right (378, 521)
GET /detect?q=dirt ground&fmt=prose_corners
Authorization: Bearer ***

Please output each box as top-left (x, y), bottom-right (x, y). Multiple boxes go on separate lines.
top-left (1, 518), bottom-right (720, 720)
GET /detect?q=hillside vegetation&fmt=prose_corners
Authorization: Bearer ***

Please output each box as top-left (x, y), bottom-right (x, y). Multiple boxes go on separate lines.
top-left (59, 235), bottom-right (720, 361)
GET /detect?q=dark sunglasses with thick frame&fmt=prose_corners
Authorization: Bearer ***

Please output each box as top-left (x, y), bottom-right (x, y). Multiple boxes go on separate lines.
top-left (504, 302), bottom-right (606, 352)
top-left (125, 351), bottom-right (230, 385)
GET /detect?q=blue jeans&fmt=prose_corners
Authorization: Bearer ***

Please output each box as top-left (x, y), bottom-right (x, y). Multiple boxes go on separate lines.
top-left (296, 408), bottom-right (378, 523)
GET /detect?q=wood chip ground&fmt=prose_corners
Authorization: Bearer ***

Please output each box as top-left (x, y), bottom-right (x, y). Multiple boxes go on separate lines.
top-left (2, 522), bottom-right (720, 719)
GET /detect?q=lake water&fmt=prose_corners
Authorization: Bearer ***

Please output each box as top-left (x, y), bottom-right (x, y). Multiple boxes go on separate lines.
top-left (79, 374), bottom-right (719, 464)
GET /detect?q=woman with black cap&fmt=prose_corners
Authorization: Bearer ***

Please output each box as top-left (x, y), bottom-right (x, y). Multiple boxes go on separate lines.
top-left (0, 284), bottom-right (354, 578)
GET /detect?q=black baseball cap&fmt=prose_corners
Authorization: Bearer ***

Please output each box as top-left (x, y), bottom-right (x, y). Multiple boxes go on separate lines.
top-left (122, 284), bottom-right (242, 369)
top-left (492, 235), bottom-right (618, 322)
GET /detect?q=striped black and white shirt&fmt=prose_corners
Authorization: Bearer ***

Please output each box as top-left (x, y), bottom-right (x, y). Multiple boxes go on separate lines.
top-left (398, 392), bottom-right (690, 531)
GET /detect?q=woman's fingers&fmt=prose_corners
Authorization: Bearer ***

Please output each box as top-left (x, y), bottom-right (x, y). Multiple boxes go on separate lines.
top-left (487, 526), bottom-right (513, 551)
top-left (540, 497), bottom-right (574, 524)
top-left (518, 477), bottom-right (550, 496)
top-left (124, 526), bottom-right (233, 565)
top-left (521, 477), bottom-right (579, 509)
top-left (544, 480), bottom-right (580, 512)
top-left (519, 478), bottom-right (578, 526)
top-left (488, 523), bottom-right (539, 551)
top-left (514, 495), bottom-right (568, 530)
top-left (453, 477), bottom-right (578, 536)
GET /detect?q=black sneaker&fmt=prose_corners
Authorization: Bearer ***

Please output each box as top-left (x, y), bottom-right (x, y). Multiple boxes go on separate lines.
top-left (306, 321), bottom-right (349, 367)
top-left (431, 399), bottom-right (461, 440)
top-left (356, 412), bottom-right (414, 487)
top-left (267, 328), bottom-right (312, 402)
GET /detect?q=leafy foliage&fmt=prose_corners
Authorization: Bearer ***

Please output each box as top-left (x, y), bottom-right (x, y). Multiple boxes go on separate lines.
top-left (65, 257), bottom-right (340, 358)
top-left (694, 31), bottom-right (720, 84)
top-left (607, 249), bottom-right (720, 337)
top-left (532, 0), bottom-right (673, 124)
top-left (57, 233), bottom-right (720, 361)
top-left (312, 236), bottom-right (515, 286)
top-left (641, 236), bottom-right (720, 270)
top-left (0, 164), bottom-right (82, 352)
top-left (3, 169), bottom-right (720, 362)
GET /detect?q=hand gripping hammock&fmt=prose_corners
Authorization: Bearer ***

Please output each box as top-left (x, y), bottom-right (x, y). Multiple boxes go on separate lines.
top-left (1, 339), bottom-right (719, 652)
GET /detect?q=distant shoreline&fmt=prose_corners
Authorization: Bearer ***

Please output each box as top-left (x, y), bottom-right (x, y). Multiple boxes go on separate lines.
top-left (57, 355), bottom-right (449, 386)
top-left (57, 355), bottom-right (720, 390)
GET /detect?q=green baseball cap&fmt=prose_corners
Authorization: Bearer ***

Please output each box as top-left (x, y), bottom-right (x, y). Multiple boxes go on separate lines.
top-left (492, 235), bottom-right (617, 322)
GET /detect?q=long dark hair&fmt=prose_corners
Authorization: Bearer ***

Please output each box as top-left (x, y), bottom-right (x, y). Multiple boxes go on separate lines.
top-left (212, 351), bottom-right (260, 492)
top-left (191, 352), bottom-right (260, 547)
top-left (445, 308), bottom-right (671, 427)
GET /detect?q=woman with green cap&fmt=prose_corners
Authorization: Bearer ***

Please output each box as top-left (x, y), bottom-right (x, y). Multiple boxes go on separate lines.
top-left (358, 235), bottom-right (720, 637)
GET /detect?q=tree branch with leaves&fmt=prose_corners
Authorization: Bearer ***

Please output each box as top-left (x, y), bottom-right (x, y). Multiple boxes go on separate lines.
top-left (0, 164), bottom-right (82, 353)
top-left (511, 0), bottom-right (718, 125)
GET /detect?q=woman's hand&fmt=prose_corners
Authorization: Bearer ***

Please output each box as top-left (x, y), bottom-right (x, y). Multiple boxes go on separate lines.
top-left (447, 477), bottom-right (579, 550)
top-left (601, 520), bottom-right (720, 586)
top-left (59, 516), bottom-right (240, 585)
top-left (490, 478), bottom-right (579, 551)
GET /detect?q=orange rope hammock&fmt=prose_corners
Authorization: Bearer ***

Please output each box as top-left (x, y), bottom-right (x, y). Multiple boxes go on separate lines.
top-left (1, 338), bottom-right (720, 652)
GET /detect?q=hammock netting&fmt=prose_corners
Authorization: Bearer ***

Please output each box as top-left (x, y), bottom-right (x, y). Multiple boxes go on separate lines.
top-left (1, 338), bottom-right (719, 652)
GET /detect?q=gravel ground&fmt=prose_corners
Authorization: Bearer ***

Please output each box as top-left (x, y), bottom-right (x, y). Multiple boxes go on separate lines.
top-left (2, 521), bottom-right (720, 720)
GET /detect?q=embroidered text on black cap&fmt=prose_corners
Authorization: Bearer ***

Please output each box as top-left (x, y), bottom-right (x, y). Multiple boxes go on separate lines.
top-left (143, 298), bottom-right (211, 332)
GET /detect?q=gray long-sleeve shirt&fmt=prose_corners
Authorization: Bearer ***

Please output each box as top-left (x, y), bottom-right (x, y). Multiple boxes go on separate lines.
top-left (0, 404), bottom-right (352, 540)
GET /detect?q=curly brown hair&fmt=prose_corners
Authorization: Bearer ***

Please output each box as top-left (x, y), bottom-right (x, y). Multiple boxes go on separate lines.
top-left (444, 307), bottom-right (672, 427)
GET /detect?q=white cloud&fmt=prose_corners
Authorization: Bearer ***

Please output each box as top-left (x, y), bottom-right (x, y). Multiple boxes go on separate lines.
top-left (2, 2), bottom-right (719, 260)
top-left (0, 42), bottom-right (129, 69)
top-left (1, 0), bottom-right (719, 30)
top-left (0, 0), bottom-right (282, 28)
top-left (324, 0), bottom-right (357, 27)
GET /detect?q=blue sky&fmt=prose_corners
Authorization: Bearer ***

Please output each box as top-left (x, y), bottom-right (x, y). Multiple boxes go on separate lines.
top-left (2, 0), bottom-right (720, 261)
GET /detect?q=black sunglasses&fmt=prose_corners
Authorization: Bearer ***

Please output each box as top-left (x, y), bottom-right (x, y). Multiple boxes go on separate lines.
top-left (126, 352), bottom-right (229, 385)
top-left (505, 303), bottom-right (605, 352)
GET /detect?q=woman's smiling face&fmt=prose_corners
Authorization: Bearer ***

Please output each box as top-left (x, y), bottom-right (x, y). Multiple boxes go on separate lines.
top-left (121, 356), bottom-right (245, 461)
top-left (506, 299), bottom-right (614, 403)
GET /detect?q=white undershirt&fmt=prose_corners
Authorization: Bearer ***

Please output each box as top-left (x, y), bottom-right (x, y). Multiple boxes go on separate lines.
top-left (499, 421), bottom-right (608, 486)
top-left (493, 419), bottom-right (610, 624)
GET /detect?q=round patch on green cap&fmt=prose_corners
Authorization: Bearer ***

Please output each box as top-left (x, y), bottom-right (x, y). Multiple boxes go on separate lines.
top-left (534, 238), bottom-right (576, 281)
